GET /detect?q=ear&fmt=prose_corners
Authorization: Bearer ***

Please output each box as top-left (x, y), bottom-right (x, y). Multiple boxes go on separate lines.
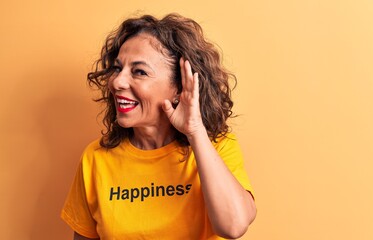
top-left (171, 93), bottom-right (180, 107)
top-left (172, 98), bottom-right (180, 105)
top-left (174, 92), bottom-right (180, 99)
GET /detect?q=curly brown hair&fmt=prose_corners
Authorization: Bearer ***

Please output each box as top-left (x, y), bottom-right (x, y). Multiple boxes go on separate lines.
top-left (87, 13), bottom-right (237, 148)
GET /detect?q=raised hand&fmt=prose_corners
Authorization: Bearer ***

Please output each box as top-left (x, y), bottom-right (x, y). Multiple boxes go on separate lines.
top-left (163, 59), bottom-right (256, 237)
top-left (162, 58), bottom-right (205, 138)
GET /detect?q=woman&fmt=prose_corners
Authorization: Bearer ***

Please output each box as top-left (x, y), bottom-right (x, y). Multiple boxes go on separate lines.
top-left (61, 13), bottom-right (256, 240)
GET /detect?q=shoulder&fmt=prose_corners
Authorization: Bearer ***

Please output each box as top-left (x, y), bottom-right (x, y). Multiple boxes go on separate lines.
top-left (80, 138), bottom-right (130, 163)
top-left (212, 132), bottom-right (240, 150)
top-left (79, 138), bottom-right (109, 164)
top-left (83, 138), bottom-right (103, 154)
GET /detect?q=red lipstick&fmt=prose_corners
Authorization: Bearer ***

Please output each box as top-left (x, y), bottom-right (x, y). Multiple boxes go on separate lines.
top-left (116, 95), bottom-right (138, 113)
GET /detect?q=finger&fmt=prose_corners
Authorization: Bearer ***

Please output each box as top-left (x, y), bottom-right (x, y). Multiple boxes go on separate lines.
top-left (184, 60), bottom-right (194, 91)
top-left (193, 72), bottom-right (199, 98)
top-left (180, 57), bottom-right (186, 88)
top-left (162, 99), bottom-right (175, 119)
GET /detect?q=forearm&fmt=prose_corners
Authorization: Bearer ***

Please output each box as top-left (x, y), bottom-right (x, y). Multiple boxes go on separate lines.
top-left (187, 128), bottom-right (256, 238)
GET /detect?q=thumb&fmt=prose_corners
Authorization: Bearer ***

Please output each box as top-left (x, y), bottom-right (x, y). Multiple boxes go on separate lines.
top-left (162, 99), bottom-right (175, 119)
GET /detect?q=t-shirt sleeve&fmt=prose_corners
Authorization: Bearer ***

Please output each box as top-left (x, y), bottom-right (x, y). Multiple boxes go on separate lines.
top-left (61, 159), bottom-right (100, 239)
top-left (215, 133), bottom-right (255, 197)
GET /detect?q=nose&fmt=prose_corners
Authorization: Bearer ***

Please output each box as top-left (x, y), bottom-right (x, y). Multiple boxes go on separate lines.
top-left (111, 71), bottom-right (130, 91)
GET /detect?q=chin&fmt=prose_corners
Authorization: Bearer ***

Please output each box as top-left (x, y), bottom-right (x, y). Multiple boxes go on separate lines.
top-left (116, 119), bottom-right (133, 129)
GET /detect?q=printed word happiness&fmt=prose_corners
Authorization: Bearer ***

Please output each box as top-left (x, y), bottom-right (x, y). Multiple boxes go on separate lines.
top-left (109, 182), bottom-right (192, 202)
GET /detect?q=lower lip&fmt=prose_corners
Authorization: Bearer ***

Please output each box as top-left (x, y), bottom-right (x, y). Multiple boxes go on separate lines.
top-left (117, 105), bottom-right (137, 113)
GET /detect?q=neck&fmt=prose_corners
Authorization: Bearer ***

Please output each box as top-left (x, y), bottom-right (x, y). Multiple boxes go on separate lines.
top-left (131, 125), bottom-right (176, 150)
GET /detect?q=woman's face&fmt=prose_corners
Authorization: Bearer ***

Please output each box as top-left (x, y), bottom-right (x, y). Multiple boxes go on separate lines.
top-left (108, 33), bottom-right (177, 129)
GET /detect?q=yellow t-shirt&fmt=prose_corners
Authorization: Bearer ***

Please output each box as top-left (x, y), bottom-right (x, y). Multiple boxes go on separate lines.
top-left (61, 133), bottom-right (253, 239)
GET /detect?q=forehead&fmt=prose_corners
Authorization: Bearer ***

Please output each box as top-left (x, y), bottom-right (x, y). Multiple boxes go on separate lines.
top-left (118, 33), bottom-right (167, 62)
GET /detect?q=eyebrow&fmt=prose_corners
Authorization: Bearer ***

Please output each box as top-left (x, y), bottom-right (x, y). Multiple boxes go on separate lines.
top-left (114, 59), bottom-right (155, 72)
top-left (132, 61), bottom-right (155, 71)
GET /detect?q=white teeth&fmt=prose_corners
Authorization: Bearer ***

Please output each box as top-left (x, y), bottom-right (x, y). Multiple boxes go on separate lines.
top-left (117, 98), bottom-right (137, 104)
top-left (119, 104), bottom-right (133, 109)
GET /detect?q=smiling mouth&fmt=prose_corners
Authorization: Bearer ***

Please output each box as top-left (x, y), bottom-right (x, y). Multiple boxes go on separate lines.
top-left (116, 96), bottom-right (139, 113)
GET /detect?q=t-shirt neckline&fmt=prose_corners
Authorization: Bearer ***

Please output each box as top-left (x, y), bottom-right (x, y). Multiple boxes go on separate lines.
top-left (121, 138), bottom-right (181, 158)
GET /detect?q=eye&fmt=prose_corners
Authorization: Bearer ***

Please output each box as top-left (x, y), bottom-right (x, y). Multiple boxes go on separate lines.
top-left (133, 69), bottom-right (147, 76)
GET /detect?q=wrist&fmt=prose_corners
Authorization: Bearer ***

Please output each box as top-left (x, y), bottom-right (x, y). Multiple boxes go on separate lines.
top-left (186, 125), bottom-right (208, 143)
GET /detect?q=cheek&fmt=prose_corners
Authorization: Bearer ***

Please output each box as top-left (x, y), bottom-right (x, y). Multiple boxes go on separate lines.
top-left (139, 92), bottom-right (164, 113)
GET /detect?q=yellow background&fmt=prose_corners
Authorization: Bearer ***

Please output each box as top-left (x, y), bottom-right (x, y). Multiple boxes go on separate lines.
top-left (1, 0), bottom-right (372, 239)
